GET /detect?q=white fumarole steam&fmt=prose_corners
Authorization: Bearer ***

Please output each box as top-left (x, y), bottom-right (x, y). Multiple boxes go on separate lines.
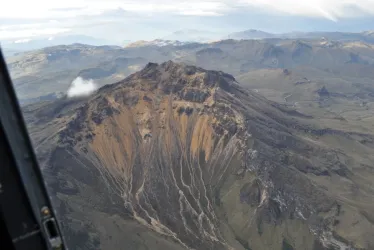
top-left (67, 77), bottom-right (97, 98)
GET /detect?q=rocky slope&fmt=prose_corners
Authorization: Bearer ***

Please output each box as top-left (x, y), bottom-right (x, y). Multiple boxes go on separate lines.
top-left (24, 62), bottom-right (374, 250)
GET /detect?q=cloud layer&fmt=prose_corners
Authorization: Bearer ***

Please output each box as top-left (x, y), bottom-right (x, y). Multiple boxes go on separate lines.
top-left (1, 0), bottom-right (374, 19)
top-left (1, 0), bottom-right (374, 42)
top-left (67, 77), bottom-right (97, 98)
top-left (240, 0), bottom-right (374, 21)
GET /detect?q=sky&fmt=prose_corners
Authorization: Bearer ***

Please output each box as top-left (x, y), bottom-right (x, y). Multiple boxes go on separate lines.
top-left (1, 0), bottom-right (374, 45)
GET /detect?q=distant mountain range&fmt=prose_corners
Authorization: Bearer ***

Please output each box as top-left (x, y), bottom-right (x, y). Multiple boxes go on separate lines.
top-left (227, 29), bottom-right (374, 43)
top-left (1, 34), bottom-right (113, 52)
top-left (227, 29), bottom-right (275, 40)
top-left (163, 29), bottom-right (223, 43)
top-left (113, 29), bottom-right (374, 46)
top-left (3, 30), bottom-right (374, 54)
top-left (125, 39), bottom-right (191, 48)
top-left (8, 37), bottom-right (374, 108)
top-left (126, 29), bottom-right (374, 45)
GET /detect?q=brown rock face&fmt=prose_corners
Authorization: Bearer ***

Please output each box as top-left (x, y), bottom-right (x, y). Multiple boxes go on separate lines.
top-left (26, 61), bottom-right (374, 250)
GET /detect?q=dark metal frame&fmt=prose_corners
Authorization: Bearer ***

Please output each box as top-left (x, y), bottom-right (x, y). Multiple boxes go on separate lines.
top-left (0, 48), bottom-right (66, 250)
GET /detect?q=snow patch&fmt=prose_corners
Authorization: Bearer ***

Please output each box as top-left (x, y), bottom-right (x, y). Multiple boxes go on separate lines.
top-left (296, 208), bottom-right (307, 220)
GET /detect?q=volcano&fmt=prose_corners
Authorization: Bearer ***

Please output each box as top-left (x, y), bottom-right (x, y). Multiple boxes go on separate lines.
top-left (24, 61), bottom-right (374, 250)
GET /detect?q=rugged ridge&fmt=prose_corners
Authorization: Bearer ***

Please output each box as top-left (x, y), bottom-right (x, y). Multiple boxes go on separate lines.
top-left (25, 61), bottom-right (374, 250)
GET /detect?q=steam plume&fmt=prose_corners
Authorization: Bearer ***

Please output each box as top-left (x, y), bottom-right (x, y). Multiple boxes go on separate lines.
top-left (67, 77), bottom-right (97, 98)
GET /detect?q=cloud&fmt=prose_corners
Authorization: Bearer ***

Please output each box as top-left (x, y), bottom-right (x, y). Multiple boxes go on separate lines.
top-left (1, 0), bottom-right (374, 20)
top-left (1, 0), bottom-right (374, 42)
top-left (178, 10), bottom-right (223, 16)
top-left (0, 0), bottom-right (230, 19)
top-left (238, 0), bottom-right (374, 21)
top-left (14, 38), bottom-right (31, 43)
top-left (0, 0), bottom-right (233, 20)
top-left (0, 26), bottom-right (70, 40)
top-left (67, 77), bottom-right (97, 98)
